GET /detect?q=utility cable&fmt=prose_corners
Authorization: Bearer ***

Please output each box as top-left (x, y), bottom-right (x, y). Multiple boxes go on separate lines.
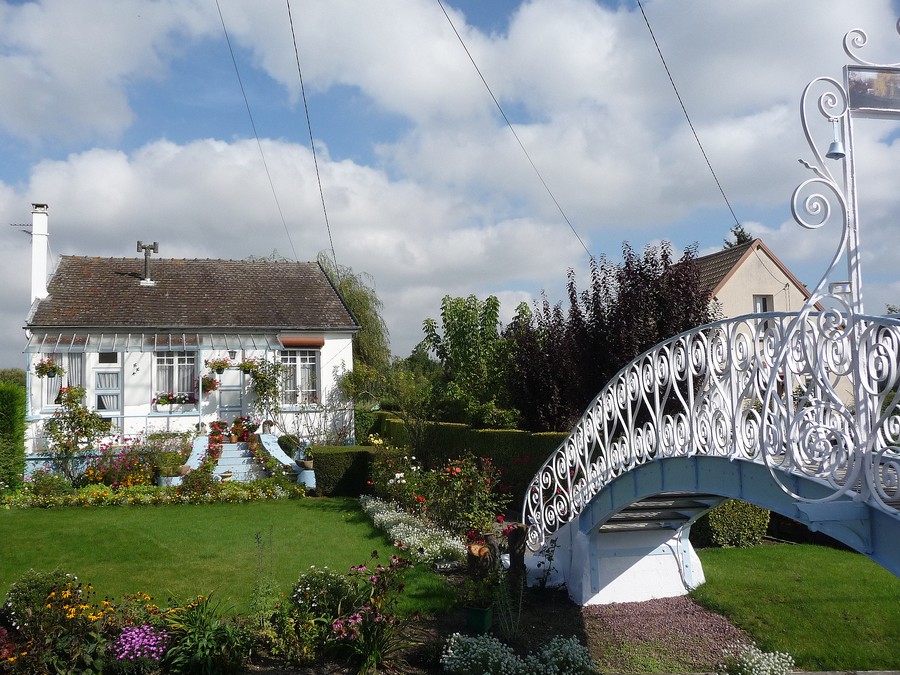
top-left (215, 0), bottom-right (299, 261)
top-left (436, 0), bottom-right (593, 260)
top-left (286, 0), bottom-right (338, 272)
top-left (636, 0), bottom-right (741, 229)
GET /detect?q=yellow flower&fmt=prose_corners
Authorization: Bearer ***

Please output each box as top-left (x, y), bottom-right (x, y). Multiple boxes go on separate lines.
top-left (61, 590), bottom-right (71, 599)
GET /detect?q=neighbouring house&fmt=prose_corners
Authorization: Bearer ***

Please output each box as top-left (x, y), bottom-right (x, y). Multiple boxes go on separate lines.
top-left (23, 204), bottom-right (359, 454)
top-left (694, 237), bottom-right (818, 319)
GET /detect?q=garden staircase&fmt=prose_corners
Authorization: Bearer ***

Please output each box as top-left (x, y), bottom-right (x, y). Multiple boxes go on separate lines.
top-left (185, 434), bottom-right (309, 485)
top-left (185, 437), bottom-right (266, 482)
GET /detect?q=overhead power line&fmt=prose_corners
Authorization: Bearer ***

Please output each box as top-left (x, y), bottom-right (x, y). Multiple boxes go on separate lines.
top-left (215, 0), bottom-right (299, 261)
top-left (286, 0), bottom-right (338, 271)
top-left (436, 0), bottom-right (593, 259)
top-left (636, 0), bottom-right (741, 229)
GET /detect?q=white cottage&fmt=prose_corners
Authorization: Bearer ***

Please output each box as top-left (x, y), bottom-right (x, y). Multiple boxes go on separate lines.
top-left (23, 204), bottom-right (359, 453)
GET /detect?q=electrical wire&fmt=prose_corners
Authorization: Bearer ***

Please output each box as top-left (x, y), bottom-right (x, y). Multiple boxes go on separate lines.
top-left (436, 0), bottom-right (593, 260)
top-left (286, 0), bottom-right (338, 272)
top-left (636, 0), bottom-right (741, 229)
top-left (215, 0), bottom-right (299, 261)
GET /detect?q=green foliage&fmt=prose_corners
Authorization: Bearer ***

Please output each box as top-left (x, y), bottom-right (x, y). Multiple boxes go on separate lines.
top-left (243, 359), bottom-right (285, 420)
top-left (312, 446), bottom-right (374, 497)
top-left (423, 294), bottom-right (518, 428)
top-left (724, 224), bottom-right (754, 249)
top-left (43, 386), bottom-right (111, 483)
top-left (0, 382), bottom-right (25, 492)
top-left (318, 253), bottom-right (391, 373)
top-left (353, 407), bottom-right (377, 444)
top-left (5, 570), bottom-right (111, 674)
top-left (0, 368), bottom-right (26, 388)
top-left (162, 594), bottom-right (249, 675)
top-left (691, 499), bottom-right (770, 548)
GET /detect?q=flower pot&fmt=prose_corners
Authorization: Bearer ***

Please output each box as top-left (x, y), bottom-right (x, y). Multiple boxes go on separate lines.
top-left (464, 605), bottom-right (493, 633)
top-left (301, 459), bottom-right (314, 470)
top-left (157, 475), bottom-right (183, 487)
top-left (230, 434), bottom-right (239, 443)
top-left (214, 367), bottom-right (224, 374)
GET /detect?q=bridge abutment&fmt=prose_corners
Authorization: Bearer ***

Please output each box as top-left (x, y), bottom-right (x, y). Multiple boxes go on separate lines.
top-left (553, 520), bottom-right (704, 605)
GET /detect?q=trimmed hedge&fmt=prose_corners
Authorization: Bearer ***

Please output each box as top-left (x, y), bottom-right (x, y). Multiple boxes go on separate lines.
top-left (0, 382), bottom-right (25, 492)
top-left (691, 499), bottom-right (771, 548)
top-left (312, 446), bottom-right (375, 497)
top-left (372, 412), bottom-right (565, 505)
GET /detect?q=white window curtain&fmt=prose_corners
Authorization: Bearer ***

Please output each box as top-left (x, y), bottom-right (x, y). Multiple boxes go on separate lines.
top-left (155, 352), bottom-right (197, 396)
top-left (43, 354), bottom-right (84, 406)
top-left (96, 372), bottom-right (119, 411)
top-left (279, 350), bottom-right (319, 405)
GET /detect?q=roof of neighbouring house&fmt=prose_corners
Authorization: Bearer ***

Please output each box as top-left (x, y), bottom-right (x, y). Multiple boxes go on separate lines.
top-left (28, 256), bottom-right (359, 331)
top-left (693, 238), bottom-right (815, 305)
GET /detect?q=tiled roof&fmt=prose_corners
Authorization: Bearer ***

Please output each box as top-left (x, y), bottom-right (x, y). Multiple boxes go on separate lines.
top-left (29, 257), bottom-right (359, 331)
top-left (694, 240), bottom-right (756, 295)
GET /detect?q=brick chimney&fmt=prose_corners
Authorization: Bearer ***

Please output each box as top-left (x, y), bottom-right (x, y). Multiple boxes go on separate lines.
top-left (31, 203), bottom-right (49, 304)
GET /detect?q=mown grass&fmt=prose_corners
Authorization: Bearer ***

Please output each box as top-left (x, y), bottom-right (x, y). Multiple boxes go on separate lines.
top-left (692, 543), bottom-right (900, 670)
top-left (0, 497), bottom-right (455, 616)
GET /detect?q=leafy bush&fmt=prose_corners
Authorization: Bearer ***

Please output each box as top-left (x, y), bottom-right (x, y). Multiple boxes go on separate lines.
top-left (4, 571), bottom-right (113, 673)
top-left (162, 594), bottom-right (249, 675)
top-left (441, 632), bottom-right (598, 674)
top-left (313, 446), bottom-right (374, 497)
top-left (0, 382), bottom-right (25, 493)
top-left (691, 500), bottom-right (770, 548)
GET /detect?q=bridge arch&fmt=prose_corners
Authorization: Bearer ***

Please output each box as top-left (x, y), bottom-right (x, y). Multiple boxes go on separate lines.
top-left (522, 312), bottom-right (900, 604)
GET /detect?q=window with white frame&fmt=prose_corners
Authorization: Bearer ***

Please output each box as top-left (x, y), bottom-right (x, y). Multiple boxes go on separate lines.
top-left (154, 352), bottom-right (198, 403)
top-left (42, 354), bottom-right (84, 407)
top-left (95, 370), bottom-right (120, 413)
top-left (280, 349), bottom-right (319, 406)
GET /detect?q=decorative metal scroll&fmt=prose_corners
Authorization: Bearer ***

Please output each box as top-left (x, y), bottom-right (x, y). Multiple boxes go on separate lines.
top-left (522, 313), bottom-right (900, 552)
top-left (523, 25), bottom-right (900, 552)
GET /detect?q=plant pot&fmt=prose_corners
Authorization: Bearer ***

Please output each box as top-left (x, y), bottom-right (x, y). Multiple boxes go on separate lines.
top-left (230, 434), bottom-right (239, 443)
top-left (157, 475), bottom-right (183, 487)
top-left (214, 367), bottom-right (224, 374)
top-left (464, 605), bottom-right (493, 633)
top-left (301, 459), bottom-right (314, 470)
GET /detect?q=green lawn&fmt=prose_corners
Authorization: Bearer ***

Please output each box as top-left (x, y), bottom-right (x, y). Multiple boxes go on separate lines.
top-left (693, 543), bottom-right (900, 670)
top-left (0, 498), bottom-right (454, 616)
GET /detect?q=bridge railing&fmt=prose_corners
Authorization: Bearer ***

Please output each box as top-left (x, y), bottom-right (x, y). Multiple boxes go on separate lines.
top-left (523, 310), bottom-right (900, 551)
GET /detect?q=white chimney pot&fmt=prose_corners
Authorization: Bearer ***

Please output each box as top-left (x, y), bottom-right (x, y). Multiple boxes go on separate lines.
top-left (31, 203), bottom-right (49, 304)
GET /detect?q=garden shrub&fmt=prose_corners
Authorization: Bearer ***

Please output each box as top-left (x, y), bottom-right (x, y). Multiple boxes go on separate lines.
top-left (4, 569), bottom-right (112, 673)
top-left (162, 594), bottom-right (249, 675)
top-left (0, 382), bottom-right (25, 493)
top-left (83, 439), bottom-right (156, 489)
top-left (353, 407), bottom-right (378, 444)
top-left (312, 446), bottom-right (374, 497)
top-left (691, 499), bottom-right (770, 548)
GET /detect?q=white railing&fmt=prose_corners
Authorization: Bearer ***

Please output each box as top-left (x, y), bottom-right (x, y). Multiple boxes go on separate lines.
top-left (522, 311), bottom-right (900, 551)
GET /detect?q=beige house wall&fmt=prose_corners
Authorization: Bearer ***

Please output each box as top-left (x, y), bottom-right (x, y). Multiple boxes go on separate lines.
top-left (713, 247), bottom-right (811, 319)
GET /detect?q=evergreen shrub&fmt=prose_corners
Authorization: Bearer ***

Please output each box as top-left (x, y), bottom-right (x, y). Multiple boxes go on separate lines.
top-left (0, 382), bottom-right (25, 492)
top-left (691, 499), bottom-right (770, 548)
top-left (313, 446), bottom-right (374, 497)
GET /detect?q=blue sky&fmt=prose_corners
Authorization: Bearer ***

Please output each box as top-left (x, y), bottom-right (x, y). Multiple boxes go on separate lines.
top-left (1, 0), bottom-right (900, 365)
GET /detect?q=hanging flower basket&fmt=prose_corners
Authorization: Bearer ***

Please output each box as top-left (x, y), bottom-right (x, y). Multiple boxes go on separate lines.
top-left (200, 375), bottom-right (220, 393)
top-left (34, 358), bottom-right (65, 378)
top-left (204, 357), bottom-right (233, 374)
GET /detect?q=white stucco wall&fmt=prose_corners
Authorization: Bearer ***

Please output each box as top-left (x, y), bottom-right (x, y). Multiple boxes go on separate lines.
top-left (24, 334), bottom-right (355, 453)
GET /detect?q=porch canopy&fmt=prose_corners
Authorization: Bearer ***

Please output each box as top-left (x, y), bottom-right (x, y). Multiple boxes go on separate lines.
top-left (25, 332), bottom-right (283, 353)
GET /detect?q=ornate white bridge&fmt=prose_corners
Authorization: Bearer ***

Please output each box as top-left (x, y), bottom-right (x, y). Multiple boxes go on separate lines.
top-left (521, 24), bottom-right (900, 605)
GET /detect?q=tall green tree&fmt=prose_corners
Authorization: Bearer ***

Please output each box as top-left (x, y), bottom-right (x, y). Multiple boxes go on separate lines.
top-left (422, 294), bottom-right (517, 428)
